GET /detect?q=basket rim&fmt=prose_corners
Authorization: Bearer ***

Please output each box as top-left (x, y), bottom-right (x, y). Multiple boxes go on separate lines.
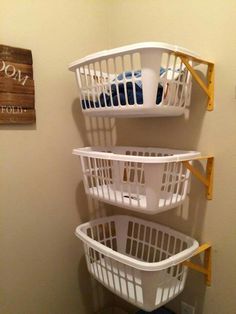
top-left (68, 41), bottom-right (201, 71)
top-left (75, 215), bottom-right (199, 271)
top-left (73, 146), bottom-right (201, 163)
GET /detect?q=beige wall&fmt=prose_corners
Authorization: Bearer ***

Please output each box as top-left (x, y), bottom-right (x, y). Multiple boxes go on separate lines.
top-left (1, 1), bottom-right (236, 314)
top-left (0, 1), bottom-right (113, 314)
top-left (107, 1), bottom-right (236, 314)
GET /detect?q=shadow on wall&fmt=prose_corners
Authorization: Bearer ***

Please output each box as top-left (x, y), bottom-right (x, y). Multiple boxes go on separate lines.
top-left (78, 255), bottom-right (114, 314)
top-left (75, 181), bottom-right (114, 222)
top-left (72, 98), bottom-right (117, 147)
top-left (72, 98), bottom-right (117, 312)
top-left (72, 97), bottom-right (117, 221)
top-left (168, 268), bottom-right (206, 314)
top-left (72, 96), bottom-right (117, 220)
top-left (0, 121), bottom-right (37, 131)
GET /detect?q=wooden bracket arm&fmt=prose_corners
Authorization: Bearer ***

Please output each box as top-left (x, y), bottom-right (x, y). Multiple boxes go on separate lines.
top-left (176, 53), bottom-right (215, 111)
top-left (183, 243), bottom-right (212, 286)
top-left (182, 156), bottom-right (214, 200)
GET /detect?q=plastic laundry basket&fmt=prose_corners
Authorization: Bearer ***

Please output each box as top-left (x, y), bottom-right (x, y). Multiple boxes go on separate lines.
top-left (76, 215), bottom-right (199, 311)
top-left (68, 42), bottom-right (198, 117)
top-left (73, 146), bottom-right (200, 214)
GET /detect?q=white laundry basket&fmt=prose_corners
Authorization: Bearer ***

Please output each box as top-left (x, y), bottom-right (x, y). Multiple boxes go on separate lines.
top-left (69, 42), bottom-right (198, 117)
top-left (73, 146), bottom-right (200, 214)
top-left (76, 215), bottom-right (199, 311)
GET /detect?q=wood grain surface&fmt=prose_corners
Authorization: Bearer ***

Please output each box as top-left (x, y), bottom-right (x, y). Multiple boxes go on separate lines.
top-left (0, 44), bottom-right (35, 124)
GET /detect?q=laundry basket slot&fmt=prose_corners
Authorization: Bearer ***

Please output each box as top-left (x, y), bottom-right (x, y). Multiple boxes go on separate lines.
top-left (73, 146), bottom-right (200, 214)
top-left (76, 215), bottom-right (199, 311)
top-left (69, 42), bottom-right (199, 117)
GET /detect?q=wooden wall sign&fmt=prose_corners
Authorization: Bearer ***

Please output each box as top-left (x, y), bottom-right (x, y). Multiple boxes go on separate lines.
top-left (0, 45), bottom-right (35, 124)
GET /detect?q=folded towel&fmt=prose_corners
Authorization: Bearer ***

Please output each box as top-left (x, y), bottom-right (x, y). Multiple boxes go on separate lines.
top-left (82, 67), bottom-right (179, 109)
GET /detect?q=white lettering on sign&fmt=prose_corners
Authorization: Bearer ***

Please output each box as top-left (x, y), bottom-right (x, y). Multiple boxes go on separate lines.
top-left (0, 60), bottom-right (29, 86)
top-left (1, 105), bottom-right (24, 114)
top-left (13, 70), bottom-right (29, 86)
top-left (0, 60), bottom-right (5, 71)
top-left (5, 64), bottom-right (16, 77)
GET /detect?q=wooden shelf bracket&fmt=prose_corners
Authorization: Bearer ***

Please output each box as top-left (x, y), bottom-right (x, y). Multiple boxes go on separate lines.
top-left (183, 243), bottom-right (212, 286)
top-left (177, 54), bottom-right (215, 111)
top-left (182, 156), bottom-right (214, 200)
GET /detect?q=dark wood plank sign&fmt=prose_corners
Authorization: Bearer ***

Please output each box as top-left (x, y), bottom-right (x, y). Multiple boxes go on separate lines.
top-left (0, 45), bottom-right (35, 124)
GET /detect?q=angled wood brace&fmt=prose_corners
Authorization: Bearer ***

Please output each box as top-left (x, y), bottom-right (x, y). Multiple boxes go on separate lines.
top-left (176, 53), bottom-right (215, 111)
top-left (182, 156), bottom-right (214, 200)
top-left (183, 243), bottom-right (212, 286)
